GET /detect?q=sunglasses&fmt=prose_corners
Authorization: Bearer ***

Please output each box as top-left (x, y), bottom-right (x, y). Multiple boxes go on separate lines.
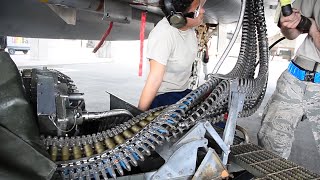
top-left (184, 5), bottom-right (201, 19)
top-left (184, 3), bottom-right (202, 19)
top-left (194, 5), bottom-right (201, 18)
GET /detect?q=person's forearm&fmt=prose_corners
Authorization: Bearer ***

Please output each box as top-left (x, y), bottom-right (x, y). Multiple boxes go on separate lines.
top-left (310, 30), bottom-right (320, 51)
top-left (138, 59), bottom-right (165, 111)
top-left (307, 18), bottom-right (320, 51)
top-left (138, 83), bottom-right (158, 111)
top-left (281, 27), bottom-right (302, 40)
top-left (138, 74), bottom-right (162, 111)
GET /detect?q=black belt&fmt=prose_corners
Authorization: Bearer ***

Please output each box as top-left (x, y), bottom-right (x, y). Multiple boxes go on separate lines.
top-left (293, 56), bottom-right (320, 72)
top-left (288, 61), bottom-right (320, 83)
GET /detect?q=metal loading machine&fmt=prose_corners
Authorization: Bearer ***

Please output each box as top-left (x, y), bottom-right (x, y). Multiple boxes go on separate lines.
top-left (0, 0), bottom-right (319, 179)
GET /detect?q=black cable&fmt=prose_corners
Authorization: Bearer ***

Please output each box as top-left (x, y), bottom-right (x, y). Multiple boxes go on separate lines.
top-left (255, 37), bottom-right (286, 68)
top-left (269, 37), bottom-right (286, 50)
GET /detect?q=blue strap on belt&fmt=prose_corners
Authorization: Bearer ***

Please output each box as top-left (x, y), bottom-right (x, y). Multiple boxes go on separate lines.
top-left (315, 72), bottom-right (320, 83)
top-left (288, 61), bottom-right (320, 83)
top-left (288, 61), bottom-right (305, 81)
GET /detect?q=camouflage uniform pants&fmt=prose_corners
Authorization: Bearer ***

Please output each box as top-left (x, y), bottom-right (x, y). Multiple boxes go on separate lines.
top-left (258, 70), bottom-right (320, 159)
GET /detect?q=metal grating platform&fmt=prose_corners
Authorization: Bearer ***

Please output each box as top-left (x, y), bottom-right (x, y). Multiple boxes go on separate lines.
top-left (230, 143), bottom-right (320, 180)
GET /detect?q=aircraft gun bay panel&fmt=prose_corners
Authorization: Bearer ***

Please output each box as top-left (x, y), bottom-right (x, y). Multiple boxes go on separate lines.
top-left (0, 0), bottom-right (240, 40)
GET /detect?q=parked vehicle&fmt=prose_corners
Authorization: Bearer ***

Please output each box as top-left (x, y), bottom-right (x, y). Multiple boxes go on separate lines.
top-left (6, 36), bottom-right (30, 55)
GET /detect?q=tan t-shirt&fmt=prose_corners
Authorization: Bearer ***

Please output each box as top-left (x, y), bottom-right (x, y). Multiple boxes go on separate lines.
top-left (146, 18), bottom-right (198, 95)
top-left (293, 0), bottom-right (320, 62)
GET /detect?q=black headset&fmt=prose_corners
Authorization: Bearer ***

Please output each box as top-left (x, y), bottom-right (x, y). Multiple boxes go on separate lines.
top-left (164, 0), bottom-right (187, 29)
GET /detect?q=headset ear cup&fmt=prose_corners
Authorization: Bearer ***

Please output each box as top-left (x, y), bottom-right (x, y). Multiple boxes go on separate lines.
top-left (168, 14), bottom-right (187, 29)
top-left (163, 0), bottom-right (187, 29)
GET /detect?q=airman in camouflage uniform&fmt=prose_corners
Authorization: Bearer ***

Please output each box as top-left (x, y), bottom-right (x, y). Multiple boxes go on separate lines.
top-left (258, 70), bottom-right (320, 158)
top-left (258, 0), bottom-right (320, 159)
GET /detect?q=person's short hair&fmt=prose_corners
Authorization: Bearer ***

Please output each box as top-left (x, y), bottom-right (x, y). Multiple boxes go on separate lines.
top-left (160, 0), bottom-right (194, 17)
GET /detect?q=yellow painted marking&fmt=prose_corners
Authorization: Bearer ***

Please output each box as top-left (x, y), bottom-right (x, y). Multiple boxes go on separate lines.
top-left (39, 0), bottom-right (49, 3)
top-left (280, 0), bottom-right (291, 6)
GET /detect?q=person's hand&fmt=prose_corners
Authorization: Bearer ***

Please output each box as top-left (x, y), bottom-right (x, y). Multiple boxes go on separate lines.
top-left (308, 18), bottom-right (320, 38)
top-left (280, 9), bottom-right (302, 29)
